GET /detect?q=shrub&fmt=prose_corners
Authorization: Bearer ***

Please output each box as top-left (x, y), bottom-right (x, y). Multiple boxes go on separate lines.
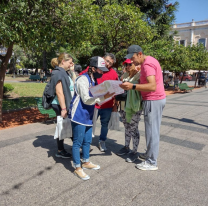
top-left (3, 84), bottom-right (14, 94)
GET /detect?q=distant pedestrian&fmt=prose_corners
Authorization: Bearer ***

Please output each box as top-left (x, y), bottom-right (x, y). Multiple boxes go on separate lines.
top-left (205, 73), bottom-right (207, 88)
top-left (174, 73), bottom-right (179, 90)
top-left (120, 45), bottom-right (166, 171)
top-left (40, 69), bottom-right (44, 83)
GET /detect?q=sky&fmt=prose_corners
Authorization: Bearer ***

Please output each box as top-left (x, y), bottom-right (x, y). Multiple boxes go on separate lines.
top-left (170, 0), bottom-right (208, 24)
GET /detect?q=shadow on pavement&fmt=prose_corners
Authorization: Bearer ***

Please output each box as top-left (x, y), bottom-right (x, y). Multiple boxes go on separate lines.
top-left (163, 115), bottom-right (208, 128)
top-left (33, 135), bottom-right (74, 172)
top-left (90, 135), bottom-right (144, 163)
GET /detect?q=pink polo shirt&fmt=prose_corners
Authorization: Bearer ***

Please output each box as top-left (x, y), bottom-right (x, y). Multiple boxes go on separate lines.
top-left (140, 56), bottom-right (166, 100)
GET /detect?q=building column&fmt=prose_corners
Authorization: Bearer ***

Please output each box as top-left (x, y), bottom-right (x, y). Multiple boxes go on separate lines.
top-left (191, 19), bottom-right (195, 46)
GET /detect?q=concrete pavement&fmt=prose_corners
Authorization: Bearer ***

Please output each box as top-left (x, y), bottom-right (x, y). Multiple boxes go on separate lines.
top-left (0, 87), bottom-right (208, 206)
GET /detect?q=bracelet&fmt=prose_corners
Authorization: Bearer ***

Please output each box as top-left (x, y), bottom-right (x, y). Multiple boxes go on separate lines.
top-left (61, 108), bottom-right (66, 111)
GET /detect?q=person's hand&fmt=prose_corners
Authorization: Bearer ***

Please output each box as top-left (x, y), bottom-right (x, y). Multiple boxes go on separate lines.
top-left (135, 65), bottom-right (141, 71)
top-left (69, 63), bottom-right (75, 71)
top-left (61, 109), bottom-right (67, 118)
top-left (119, 82), bottom-right (133, 90)
top-left (130, 69), bottom-right (138, 78)
top-left (104, 92), bottom-right (115, 99)
top-left (112, 104), bottom-right (118, 112)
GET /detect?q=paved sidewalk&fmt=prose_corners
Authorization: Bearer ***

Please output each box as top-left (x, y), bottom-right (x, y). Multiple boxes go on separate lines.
top-left (0, 88), bottom-right (208, 206)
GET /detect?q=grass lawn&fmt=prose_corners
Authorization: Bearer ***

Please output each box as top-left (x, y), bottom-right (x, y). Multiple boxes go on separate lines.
top-left (8, 82), bottom-right (46, 97)
top-left (3, 82), bottom-right (46, 111)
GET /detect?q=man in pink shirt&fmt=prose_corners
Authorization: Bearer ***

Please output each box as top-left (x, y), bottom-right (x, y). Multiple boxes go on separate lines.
top-left (120, 45), bottom-right (166, 171)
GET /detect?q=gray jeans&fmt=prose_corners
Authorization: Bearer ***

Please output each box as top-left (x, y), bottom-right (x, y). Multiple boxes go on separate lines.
top-left (143, 98), bottom-right (166, 165)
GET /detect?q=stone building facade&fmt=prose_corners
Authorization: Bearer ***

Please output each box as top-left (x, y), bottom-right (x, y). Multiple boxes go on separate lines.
top-left (172, 19), bottom-right (208, 50)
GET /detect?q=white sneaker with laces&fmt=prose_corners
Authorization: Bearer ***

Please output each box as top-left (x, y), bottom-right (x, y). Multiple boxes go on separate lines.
top-left (136, 161), bottom-right (158, 171)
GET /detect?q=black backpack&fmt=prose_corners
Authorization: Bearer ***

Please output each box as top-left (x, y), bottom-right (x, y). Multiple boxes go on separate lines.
top-left (42, 80), bottom-right (56, 109)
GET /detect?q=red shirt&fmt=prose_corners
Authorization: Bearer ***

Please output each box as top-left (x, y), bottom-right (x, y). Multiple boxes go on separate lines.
top-left (79, 66), bottom-right (118, 109)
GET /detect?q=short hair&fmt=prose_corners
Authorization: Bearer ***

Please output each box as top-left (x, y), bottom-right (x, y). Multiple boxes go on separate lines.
top-left (104, 53), bottom-right (116, 63)
top-left (74, 64), bottom-right (82, 74)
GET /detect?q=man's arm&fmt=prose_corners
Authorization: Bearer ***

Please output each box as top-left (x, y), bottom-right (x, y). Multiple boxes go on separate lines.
top-left (119, 75), bottom-right (156, 92)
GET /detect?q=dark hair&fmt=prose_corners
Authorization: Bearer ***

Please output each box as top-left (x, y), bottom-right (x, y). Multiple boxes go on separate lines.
top-left (88, 66), bottom-right (93, 85)
top-left (104, 53), bottom-right (116, 63)
top-left (74, 64), bottom-right (82, 74)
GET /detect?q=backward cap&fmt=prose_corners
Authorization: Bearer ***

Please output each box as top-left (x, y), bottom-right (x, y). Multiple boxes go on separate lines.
top-left (90, 56), bottom-right (108, 72)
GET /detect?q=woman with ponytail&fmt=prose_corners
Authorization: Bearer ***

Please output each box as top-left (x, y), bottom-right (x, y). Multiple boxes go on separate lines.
top-left (50, 53), bottom-right (74, 158)
top-left (69, 56), bottom-right (114, 180)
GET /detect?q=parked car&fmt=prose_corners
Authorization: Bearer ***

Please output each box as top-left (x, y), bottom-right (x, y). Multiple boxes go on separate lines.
top-left (198, 72), bottom-right (208, 86)
top-left (179, 74), bottom-right (192, 81)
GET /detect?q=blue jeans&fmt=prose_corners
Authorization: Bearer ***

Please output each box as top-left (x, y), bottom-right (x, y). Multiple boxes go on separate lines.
top-left (98, 108), bottom-right (112, 141)
top-left (71, 122), bottom-right (92, 168)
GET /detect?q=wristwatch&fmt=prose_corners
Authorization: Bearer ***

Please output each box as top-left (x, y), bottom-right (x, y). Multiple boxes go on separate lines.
top-left (132, 84), bottom-right (136, 90)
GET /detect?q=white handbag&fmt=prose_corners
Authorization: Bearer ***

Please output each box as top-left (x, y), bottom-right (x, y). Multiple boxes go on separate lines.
top-left (92, 108), bottom-right (98, 137)
top-left (54, 116), bottom-right (72, 140)
top-left (108, 112), bottom-right (120, 131)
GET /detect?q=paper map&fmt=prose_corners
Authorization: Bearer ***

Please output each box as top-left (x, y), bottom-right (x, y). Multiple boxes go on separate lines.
top-left (89, 80), bottom-right (124, 105)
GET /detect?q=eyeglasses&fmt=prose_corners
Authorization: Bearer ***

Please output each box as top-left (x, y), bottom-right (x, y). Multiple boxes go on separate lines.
top-left (105, 59), bottom-right (114, 66)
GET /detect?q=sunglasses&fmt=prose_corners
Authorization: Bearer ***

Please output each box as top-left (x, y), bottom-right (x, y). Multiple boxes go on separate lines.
top-left (124, 63), bottom-right (132, 67)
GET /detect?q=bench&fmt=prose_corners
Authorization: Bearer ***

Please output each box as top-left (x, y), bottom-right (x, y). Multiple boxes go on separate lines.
top-left (178, 83), bottom-right (194, 92)
top-left (35, 97), bottom-right (56, 122)
top-left (29, 75), bottom-right (47, 81)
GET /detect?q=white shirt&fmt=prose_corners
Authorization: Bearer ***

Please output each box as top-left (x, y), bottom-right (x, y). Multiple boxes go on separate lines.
top-left (76, 75), bottom-right (105, 105)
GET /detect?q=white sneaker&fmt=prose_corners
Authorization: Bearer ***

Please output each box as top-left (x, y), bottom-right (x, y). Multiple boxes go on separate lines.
top-left (136, 161), bottom-right (158, 171)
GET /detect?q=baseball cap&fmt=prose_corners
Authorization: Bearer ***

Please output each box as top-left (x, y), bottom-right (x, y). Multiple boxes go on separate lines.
top-left (90, 56), bottom-right (108, 72)
top-left (124, 45), bottom-right (143, 59)
top-left (122, 59), bottom-right (132, 65)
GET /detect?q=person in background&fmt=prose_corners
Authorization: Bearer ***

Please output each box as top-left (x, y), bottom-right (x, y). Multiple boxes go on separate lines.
top-left (69, 56), bottom-right (114, 180)
top-left (50, 53), bottom-right (74, 158)
top-left (74, 64), bottom-right (83, 76)
top-left (164, 73), bottom-right (170, 89)
top-left (120, 45), bottom-right (166, 171)
top-left (174, 73), bottom-right (179, 90)
top-left (205, 74), bottom-right (208, 88)
top-left (116, 60), bottom-right (142, 163)
top-left (79, 53), bottom-right (118, 152)
top-left (40, 68), bottom-right (44, 83)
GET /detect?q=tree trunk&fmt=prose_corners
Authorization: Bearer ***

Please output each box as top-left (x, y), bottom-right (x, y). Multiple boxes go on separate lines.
top-left (180, 71), bottom-right (184, 84)
top-left (43, 50), bottom-right (47, 72)
top-left (0, 43), bottom-right (14, 122)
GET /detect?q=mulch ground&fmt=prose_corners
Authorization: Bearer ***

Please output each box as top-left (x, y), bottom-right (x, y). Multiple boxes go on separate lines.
top-left (0, 108), bottom-right (50, 130)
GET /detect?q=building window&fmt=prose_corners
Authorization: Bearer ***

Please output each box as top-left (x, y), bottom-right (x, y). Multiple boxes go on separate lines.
top-left (198, 38), bottom-right (206, 47)
top-left (179, 40), bottom-right (185, 46)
